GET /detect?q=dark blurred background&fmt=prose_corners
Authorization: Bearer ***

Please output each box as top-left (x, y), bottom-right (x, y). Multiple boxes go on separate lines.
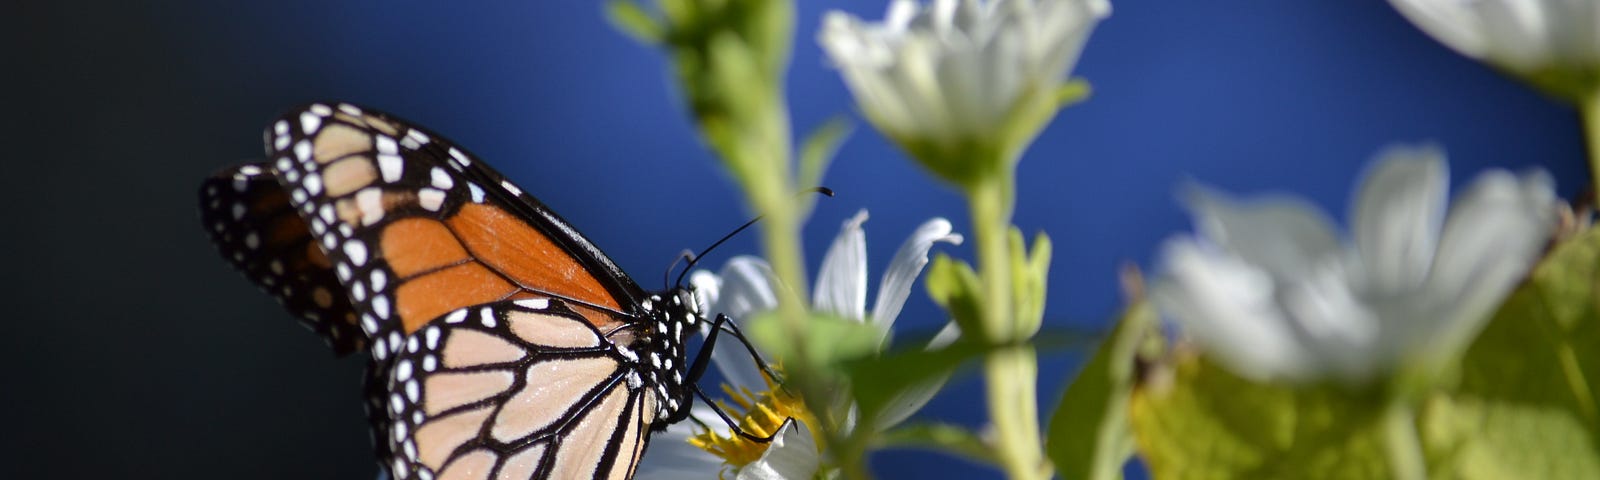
top-left (6, 0), bottom-right (1586, 478)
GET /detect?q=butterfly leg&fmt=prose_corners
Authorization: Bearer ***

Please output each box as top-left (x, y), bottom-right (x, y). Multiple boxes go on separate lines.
top-left (690, 385), bottom-right (780, 443)
top-left (686, 313), bottom-right (788, 443)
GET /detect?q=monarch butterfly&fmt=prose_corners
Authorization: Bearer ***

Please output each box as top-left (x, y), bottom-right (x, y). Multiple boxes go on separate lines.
top-left (200, 102), bottom-right (761, 480)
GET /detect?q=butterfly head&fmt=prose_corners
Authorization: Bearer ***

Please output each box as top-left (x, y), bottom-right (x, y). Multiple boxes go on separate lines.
top-left (637, 286), bottom-right (704, 421)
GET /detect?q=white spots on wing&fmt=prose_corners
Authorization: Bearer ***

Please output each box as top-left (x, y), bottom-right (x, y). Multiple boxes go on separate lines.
top-left (429, 167), bottom-right (453, 190)
top-left (500, 180), bottom-right (523, 196)
top-left (319, 204), bottom-right (336, 224)
top-left (336, 263), bottom-right (352, 282)
top-left (444, 309), bottom-right (468, 324)
top-left (447, 147), bottom-right (471, 169)
top-left (303, 173), bottom-right (322, 195)
top-left (388, 331), bottom-right (402, 353)
top-left (231, 176), bottom-right (248, 192)
top-left (351, 281), bottom-right (366, 301)
top-left (479, 308), bottom-right (497, 328)
top-left (274, 120), bottom-right (289, 135)
top-left (283, 169), bottom-right (300, 183)
top-left (370, 270), bottom-right (387, 293)
top-left (275, 157), bottom-right (292, 172)
top-left (418, 188), bottom-right (445, 212)
top-left (376, 135), bottom-right (398, 155)
top-left (390, 393), bottom-right (405, 414)
top-left (378, 154), bottom-right (403, 183)
top-left (422, 355), bottom-right (438, 372)
top-left (374, 295), bottom-right (392, 319)
top-left (299, 112), bottom-right (321, 135)
top-left (338, 103), bottom-right (362, 116)
top-left (291, 188), bottom-right (307, 204)
top-left (231, 203), bottom-right (246, 220)
top-left (344, 240), bottom-right (368, 266)
top-left (397, 359), bottom-right (414, 381)
top-left (406, 336), bottom-right (420, 353)
top-left (405, 379), bottom-right (420, 404)
top-left (374, 338), bottom-right (389, 359)
top-left (239, 165), bottom-right (262, 176)
top-left (513, 298), bottom-right (549, 310)
top-left (293, 139), bottom-right (312, 162)
top-left (627, 371), bottom-right (643, 390)
top-left (425, 326), bottom-right (441, 350)
top-left (406, 129), bottom-right (430, 144)
top-left (269, 260), bottom-right (284, 275)
top-left (468, 183), bottom-right (485, 204)
top-left (243, 232), bottom-right (260, 250)
top-left (356, 188), bottom-right (385, 225)
top-left (362, 314), bottom-right (379, 335)
top-left (310, 103), bottom-right (333, 116)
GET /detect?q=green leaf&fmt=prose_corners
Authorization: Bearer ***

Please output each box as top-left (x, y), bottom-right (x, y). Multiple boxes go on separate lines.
top-left (604, 0), bottom-right (663, 44)
top-left (1419, 227), bottom-right (1600, 479)
top-left (1129, 355), bottom-right (1396, 479)
top-left (847, 337), bottom-right (993, 428)
top-left (1010, 229), bottom-right (1051, 336)
top-left (798, 116), bottom-right (852, 194)
top-left (746, 312), bottom-right (880, 379)
top-left (926, 253), bottom-right (984, 338)
top-left (1055, 78), bottom-right (1092, 108)
top-left (1045, 300), bottom-right (1153, 480)
top-left (877, 422), bottom-right (999, 467)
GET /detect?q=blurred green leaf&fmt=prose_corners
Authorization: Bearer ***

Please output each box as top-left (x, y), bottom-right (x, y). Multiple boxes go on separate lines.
top-left (798, 116), bottom-right (852, 194)
top-left (1419, 226), bottom-right (1600, 479)
top-left (926, 253), bottom-right (984, 338)
top-left (604, 0), bottom-right (663, 44)
top-left (1010, 229), bottom-right (1051, 336)
top-left (1130, 354), bottom-right (1396, 479)
top-left (746, 312), bottom-right (879, 379)
top-left (877, 422), bottom-right (999, 467)
top-left (1055, 78), bottom-right (1092, 108)
top-left (1045, 300), bottom-right (1152, 480)
top-left (847, 338), bottom-right (992, 428)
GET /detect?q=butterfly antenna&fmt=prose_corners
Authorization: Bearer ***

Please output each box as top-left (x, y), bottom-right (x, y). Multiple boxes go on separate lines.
top-left (671, 187), bottom-right (834, 288)
top-left (664, 249), bottom-right (695, 290)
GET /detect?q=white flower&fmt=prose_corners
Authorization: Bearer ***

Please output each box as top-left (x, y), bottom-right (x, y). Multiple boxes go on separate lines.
top-left (1151, 146), bottom-right (1557, 383)
top-left (819, 0), bottom-right (1110, 142)
top-left (1388, 0), bottom-right (1600, 77)
top-left (637, 210), bottom-right (963, 479)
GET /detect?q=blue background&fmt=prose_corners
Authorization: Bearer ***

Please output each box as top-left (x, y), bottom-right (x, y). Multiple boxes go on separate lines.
top-left (7, 0), bottom-right (1587, 478)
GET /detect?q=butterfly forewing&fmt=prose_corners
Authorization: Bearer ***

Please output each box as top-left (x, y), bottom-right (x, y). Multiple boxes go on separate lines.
top-left (200, 163), bottom-right (366, 354)
top-left (261, 102), bottom-right (647, 354)
top-left (382, 299), bottom-right (657, 480)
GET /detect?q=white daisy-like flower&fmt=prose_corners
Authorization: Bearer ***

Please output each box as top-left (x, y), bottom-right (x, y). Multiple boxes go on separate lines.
top-left (636, 210), bottom-right (964, 479)
top-left (1388, 0), bottom-right (1600, 84)
top-left (819, 0), bottom-right (1110, 143)
top-left (1151, 146), bottom-right (1557, 383)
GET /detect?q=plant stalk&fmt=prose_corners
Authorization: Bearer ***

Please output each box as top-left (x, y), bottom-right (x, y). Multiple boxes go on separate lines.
top-left (1382, 398), bottom-right (1426, 480)
top-left (970, 176), bottom-right (1047, 480)
top-left (1581, 91), bottom-right (1600, 207)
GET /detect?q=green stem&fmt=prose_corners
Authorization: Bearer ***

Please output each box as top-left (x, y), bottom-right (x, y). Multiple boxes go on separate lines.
top-left (1581, 92), bottom-right (1600, 207)
top-left (969, 176), bottom-right (1046, 480)
top-left (1382, 398), bottom-right (1427, 480)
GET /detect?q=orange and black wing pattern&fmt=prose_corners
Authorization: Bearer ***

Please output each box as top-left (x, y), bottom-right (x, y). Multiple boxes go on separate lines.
top-left (200, 163), bottom-right (365, 355)
top-left (257, 102), bottom-right (650, 359)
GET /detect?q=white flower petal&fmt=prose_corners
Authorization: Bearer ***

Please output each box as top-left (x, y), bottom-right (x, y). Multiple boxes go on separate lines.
top-left (636, 414), bottom-right (729, 480)
top-left (1420, 168), bottom-right (1555, 357)
top-left (1180, 183), bottom-right (1342, 278)
top-left (1349, 145), bottom-right (1447, 294)
top-left (819, 0), bottom-right (1108, 139)
top-left (815, 210), bottom-right (870, 322)
top-left (735, 420), bottom-right (821, 480)
top-left (1152, 239), bottom-right (1319, 382)
top-left (870, 217), bottom-right (963, 342)
top-left (1389, 0), bottom-right (1600, 74)
top-left (706, 256), bottom-right (780, 390)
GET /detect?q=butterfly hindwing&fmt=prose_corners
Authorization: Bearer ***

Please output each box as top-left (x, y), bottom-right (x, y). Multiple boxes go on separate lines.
top-left (260, 103), bottom-right (649, 354)
top-left (200, 163), bottom-right (365, 355)
top-left (382, 298), bottom-right (657, 480)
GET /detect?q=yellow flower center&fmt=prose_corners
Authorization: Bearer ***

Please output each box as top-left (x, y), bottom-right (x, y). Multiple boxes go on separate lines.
top-left (687, 370), bottom-right (822, 472)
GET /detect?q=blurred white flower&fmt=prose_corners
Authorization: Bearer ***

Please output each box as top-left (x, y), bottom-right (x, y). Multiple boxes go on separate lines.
top-left (819, 0), bottom-right (1109, 142)
top-left (1151, 146), bottom-right (1557, 383)
top-left (637, 211), bottom-right (963, 479)
top-left (1388, 0), bottom-right (1600, 89)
